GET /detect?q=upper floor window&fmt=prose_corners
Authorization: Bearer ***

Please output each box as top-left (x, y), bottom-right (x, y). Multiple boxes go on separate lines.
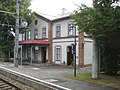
top-left (34, 28), bottom-right (38, 39)
top-left (42, 27), bottom-right (46, 38)
top-left (68, 22), bottom-right (75, 36)
top-left (35, 20), bottom-right (38, 25)
top-left (56, 24), bottom-right (61, 37)
top-left (27, 31), bottom-right (31, 40)
top-left (22, 33), bottom-right (25, 40)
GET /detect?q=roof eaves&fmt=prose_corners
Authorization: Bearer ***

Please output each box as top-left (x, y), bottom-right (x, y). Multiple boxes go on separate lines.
top-left (52, 14), bottom-right (71, 22)
top-left (34, 12), bottom-right (52, 23)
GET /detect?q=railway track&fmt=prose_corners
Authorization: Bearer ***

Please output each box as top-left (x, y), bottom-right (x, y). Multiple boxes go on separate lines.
top-left (0, 78), bottom-right (21, 90)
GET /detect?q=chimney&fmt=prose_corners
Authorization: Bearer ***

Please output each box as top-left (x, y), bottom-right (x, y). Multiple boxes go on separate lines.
top-left (62, 8), bottom-right (68, 15)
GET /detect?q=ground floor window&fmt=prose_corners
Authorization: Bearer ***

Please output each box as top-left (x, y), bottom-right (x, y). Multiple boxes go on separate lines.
top-left (55, 46), bottom-right (61, 61)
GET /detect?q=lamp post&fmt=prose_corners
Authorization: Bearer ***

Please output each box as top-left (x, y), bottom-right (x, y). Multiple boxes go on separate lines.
top-left (14, 0), bottom-right (20, 67)
top-left (71, 24), bottom-right (76, 77)
top-left (74, 25), bottom-right (76, 77)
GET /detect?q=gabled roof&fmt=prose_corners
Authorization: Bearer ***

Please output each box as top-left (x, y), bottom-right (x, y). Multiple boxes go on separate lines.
top-left (34, 12), bottom-right (71, 22)
top-left (34, 12), bottom-right (52, 23)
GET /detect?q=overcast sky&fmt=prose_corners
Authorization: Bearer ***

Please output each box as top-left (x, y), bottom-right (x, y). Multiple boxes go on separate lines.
top-left (29, 0), bottom-right (93, 16)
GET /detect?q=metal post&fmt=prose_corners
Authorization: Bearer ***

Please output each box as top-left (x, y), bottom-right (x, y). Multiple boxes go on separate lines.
top-left (21, 45), bottom-right (23, 65)
top-left (14, 0), bottom-right (20, 67)
top-left (74, 26), bottom-right (76, 77)
top-left (98, 48), bottom-right (101, 76)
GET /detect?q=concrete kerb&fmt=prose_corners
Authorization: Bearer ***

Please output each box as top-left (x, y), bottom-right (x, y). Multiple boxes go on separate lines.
top-left (0, 66), bottom-right (71, 90)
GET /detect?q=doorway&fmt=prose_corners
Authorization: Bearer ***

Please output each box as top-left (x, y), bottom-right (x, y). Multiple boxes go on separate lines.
top-left (41, 47), bottom-right (46, 63)
top-left (67, 46), bottom-right (73, 66)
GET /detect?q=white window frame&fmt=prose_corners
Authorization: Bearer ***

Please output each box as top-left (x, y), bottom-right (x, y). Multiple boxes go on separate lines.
top-left (22, 33), bottom-right (25, 40)
top-left (56, 24), bottom-right (61, 37)
top-left (42, 27), bottom-right (46, 38)
top-left (27, 31), bottom-right (31, 40)
top-left (68, 22), bottom-right (75, 36)
top-left (34, 28), bottom-right (38, 39)
top-left (55, 46), bottom-right (61, 61)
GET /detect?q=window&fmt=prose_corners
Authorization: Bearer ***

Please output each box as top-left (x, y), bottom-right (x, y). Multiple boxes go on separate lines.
top-left (42, 27), bottom-right (46, 38)
top-left (27, 31), bottom-right (31, 40)
top-left (56, 24), bottom-right (61, 37)
top-left (35, 20), bottom-right (38, 25)
top-left (55, 46), bottom-right (61, 61)
top-left (22, 33), bottom-right (25, 40)
top-left (34, 29), bottom-right (38, 39)
top-left (68, 22), bottom-right (75, 36)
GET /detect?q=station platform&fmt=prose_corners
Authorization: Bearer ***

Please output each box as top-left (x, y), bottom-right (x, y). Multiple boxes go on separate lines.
top-left (0, 63), bottom-right (118, 90)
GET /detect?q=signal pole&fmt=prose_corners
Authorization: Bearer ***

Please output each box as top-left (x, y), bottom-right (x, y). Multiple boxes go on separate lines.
top-left (14, 0), bottom-right (20, 67)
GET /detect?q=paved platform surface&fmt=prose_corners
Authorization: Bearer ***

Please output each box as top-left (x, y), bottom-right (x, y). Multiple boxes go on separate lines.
top-left (0, 63), bottom-right (119, 90)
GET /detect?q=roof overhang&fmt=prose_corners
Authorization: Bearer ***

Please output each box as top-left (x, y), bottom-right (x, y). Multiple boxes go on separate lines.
top-left (19, 40), bottom-right (50, 45)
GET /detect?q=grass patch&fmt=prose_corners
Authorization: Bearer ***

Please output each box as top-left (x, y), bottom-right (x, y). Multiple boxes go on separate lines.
top-left (65, 72), bottom-right (120, 89)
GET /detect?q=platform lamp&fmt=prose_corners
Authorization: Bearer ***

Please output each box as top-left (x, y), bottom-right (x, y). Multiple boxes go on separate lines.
top-left (70, 23), bottom-right (77, 77)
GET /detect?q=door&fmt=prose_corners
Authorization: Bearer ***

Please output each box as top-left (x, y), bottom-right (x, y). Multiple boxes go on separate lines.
top-left (41, 47), bottom-right (46, 63)
top-left (67, 46), bottom-right (73, 66)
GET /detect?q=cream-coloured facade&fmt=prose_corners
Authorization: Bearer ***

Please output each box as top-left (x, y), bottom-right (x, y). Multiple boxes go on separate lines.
top-left (19, 12), bottom-right (93, 67)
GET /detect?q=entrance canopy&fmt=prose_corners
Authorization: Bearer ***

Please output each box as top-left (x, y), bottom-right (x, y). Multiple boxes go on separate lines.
top-left (19, 40), bottom-right (50, 45)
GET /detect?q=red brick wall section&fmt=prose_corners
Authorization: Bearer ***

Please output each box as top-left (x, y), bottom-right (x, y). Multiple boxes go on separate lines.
top-left (48, 22), bottom-right (52, 63)
top-left (79, 31), bottom-right (84, 67)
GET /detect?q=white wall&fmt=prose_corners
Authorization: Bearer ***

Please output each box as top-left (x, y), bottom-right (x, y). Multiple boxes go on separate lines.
top-left (52, 38), bottom-right (79, 65)
top-left (84, 38), bottom-right (93, 65)
top-left (53, 38), bottom-right (93, 65)
top-left (52, 18), bottom-right (79, 65)
top-left (52, 19), bottom-right (79, 38)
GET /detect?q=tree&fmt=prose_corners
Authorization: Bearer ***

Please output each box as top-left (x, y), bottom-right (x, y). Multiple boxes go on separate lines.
top-left (92, 0), bottom-right (120, 76)
top-left (72, 5), bottom-right (101, 78)
top-left (71, 0), bottom-right (120, 78)
top-left (0, 0), bottom-right (34, 61)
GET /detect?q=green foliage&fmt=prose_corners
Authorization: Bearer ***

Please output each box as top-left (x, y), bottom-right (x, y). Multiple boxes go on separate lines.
top-left (0, 0), bottom-right (34, 60)
top-left (71, 0), bottom-right (120, 75)
top-left (19, 0), bottom-right (34, 24)
top-left (66, 72), bottom-right (120, 89)
top-left (65, 72), bottom-right (93, 81)
top-left (99, 32), bottom-right (120, 75)
top-left (71, 2), bottom-right (120, 38)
